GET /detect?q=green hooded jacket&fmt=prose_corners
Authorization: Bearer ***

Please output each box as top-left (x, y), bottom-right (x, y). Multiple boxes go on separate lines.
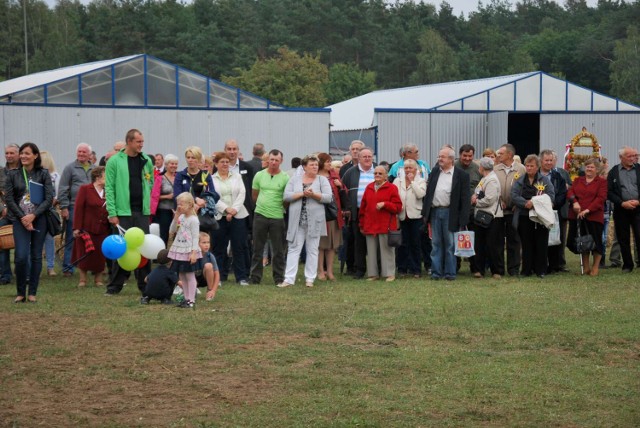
top-left (105, 149), bottom-right (155, 217)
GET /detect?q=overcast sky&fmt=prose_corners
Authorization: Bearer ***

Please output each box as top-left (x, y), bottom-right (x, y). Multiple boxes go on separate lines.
top-left (40, 0), bottom-right (601, 15)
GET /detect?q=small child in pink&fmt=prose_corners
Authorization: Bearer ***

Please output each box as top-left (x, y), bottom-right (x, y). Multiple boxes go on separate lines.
top-left (168, 192), bottom-right (202, 308)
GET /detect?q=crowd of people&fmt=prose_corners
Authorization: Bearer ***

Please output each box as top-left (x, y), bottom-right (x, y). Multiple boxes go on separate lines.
top-left (1, 131), bottom-right (637, 307)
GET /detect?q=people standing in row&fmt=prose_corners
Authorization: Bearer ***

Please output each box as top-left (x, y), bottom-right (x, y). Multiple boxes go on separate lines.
top-left (422, 146), bottom-right (471, 281)
top-left (567, 158), bottom-right (608, 276)
top-left (6, 142), bottom-right (54, 303)
top-left (58, 143), bottom-right (95, 276)
top-left (280, 156), bottom-right (332, 288)
top-left (539, 149), bottom-right (568, 274)
top-left (455, 144), bottom-right (482, 274)
top-left (511, 155), bottom-right (555, 278)
top-left (211, 152), bottom-right (250, 286)
top-left (471, 157), bottom-right (504, 279)
top-left (250, 150), bottom-right (289, 285)
top-left (342, 146), bottom-right (377, 279)
top-left (360, 165), bottom-right (402, 282)
top-left (607, 146), bottom-right (640, 273)
top-left (317, 153), bottom-right (346, 282)
top-left (39, 151), bottom-right (59, 276)
top-left (0, 144), bottom-right (20, 284)
top-left (394, 159), bottom-right (427, 278)
top-left (104, 129), bottom-right (155, 296)
top-left (72, 167), bottom-right (110, 287)
top-left (494, 144), bottom-right (526, 276)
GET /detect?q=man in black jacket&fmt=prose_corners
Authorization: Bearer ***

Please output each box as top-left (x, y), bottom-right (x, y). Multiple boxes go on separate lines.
top-left (540, 149), bottom-right (567, 273)
top-left (607, 146), bottom-right (640, 273)
top-left (422, 146), bottom-right (470, 281)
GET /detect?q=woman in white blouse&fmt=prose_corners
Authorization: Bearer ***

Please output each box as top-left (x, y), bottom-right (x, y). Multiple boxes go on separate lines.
top-left (393, 159), bottom-right (427, 278)
top-left (212, 152), bottom-right (250, 286)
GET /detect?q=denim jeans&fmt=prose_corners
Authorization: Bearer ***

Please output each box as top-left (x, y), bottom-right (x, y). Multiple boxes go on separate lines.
top-left (211, 216), bottom-right (249, 282)
top-left (63, 207), bottom-right (74, 273)
top-left (13, 215), bottom-right (47, 296)
top-left (430, 207), bottom-right (456, 279)
top-left (45, 234), bottom-right (55, 269)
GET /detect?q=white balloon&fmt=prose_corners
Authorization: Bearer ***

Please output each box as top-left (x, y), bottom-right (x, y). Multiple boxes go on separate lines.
top-left (149, 223), bottom-right (160, 237)
top-left (138, 234), bottom-right (166, 260)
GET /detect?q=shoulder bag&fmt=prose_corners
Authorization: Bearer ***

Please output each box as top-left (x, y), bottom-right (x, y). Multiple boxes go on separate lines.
top-left (387, 214), bottom-right (402, 248)
top-left (474, 197), bottom-right (500, 229)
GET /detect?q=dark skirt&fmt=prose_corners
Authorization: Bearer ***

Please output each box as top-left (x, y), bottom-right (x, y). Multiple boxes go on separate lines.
top-left (567, 219), bottom-right (604, 255)
top-left (171, 259), bottom-right (200, 273)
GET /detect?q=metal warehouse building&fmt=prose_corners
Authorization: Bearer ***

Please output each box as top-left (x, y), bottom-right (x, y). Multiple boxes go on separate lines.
top-left (329, 72), bottom-right (640, 163)
top-left (0, 54), bottom-right (329, 164)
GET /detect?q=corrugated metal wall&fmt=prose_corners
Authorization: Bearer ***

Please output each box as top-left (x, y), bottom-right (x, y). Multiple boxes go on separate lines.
top-left (0, 106), bottom-right (329, 168)
top-left (375, 111), bottom-right (640, 166)
top-left (376, 112), bottom-right (489, 164)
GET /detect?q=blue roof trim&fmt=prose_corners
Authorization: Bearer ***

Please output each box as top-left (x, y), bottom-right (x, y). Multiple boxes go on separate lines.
top-left (0, 102), bottom-right (330, 112)
top-left (373, 108), bottom-right (640, 115)
top-left (429, 71), bottom-right (540, 111)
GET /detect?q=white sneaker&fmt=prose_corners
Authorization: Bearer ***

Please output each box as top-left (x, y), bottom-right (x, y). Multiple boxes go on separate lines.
top-left (196, 288), bottom-right (201, 294)
top-left (276, 282), bottom-right (292, 288)
top-left (239, 280), bottom-right (249, 286)
top-left (173, 286), bottom-right (183, 296)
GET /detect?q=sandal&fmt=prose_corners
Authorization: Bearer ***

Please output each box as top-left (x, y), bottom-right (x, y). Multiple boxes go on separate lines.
top-left (27, 295), bottom-right (37, 303)
top-left (78, 281), bottom-right (87, 287)
top-left (95, 282), bottom-right (105, 287)
top-left (13, 296), bottom-right (25, 304)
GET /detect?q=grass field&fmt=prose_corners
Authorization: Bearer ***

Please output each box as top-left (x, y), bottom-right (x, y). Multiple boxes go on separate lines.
top-left (1, 257), bottom-right (639, 427)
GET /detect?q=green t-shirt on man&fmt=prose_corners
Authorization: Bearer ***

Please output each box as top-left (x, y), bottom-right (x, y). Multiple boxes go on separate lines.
top-left (252, 169), bottom-right (289, 219)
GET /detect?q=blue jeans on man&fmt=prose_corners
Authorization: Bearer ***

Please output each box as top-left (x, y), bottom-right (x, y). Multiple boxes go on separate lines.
top-left (430, 207), bottom-right (456, 280)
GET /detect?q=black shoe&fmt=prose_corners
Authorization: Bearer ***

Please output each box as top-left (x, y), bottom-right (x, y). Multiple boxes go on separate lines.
top-left (104, 291), bottom-right (118, 296)
top-left (560, 267), bottom-right (570, 273)
top-left (177, 299), bottom-right (194, 308)
top-left (161, 298), bottom-right (173, 305)
top-left (537, 274), bottom-right (545, 279)
top-left (609, 264), bottom-right (621, 268)
top-left (0, 279), bottom-right (10, 285)
top-left (140, 296), bottom-right (150, 305)
top-left (622, 268), bottom-right (632, 273)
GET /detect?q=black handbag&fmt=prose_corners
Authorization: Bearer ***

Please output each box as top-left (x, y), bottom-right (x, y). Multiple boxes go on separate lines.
top-left (325, 197), bottom-right (338, 221)
top-left (572, 219), bottom-right (595, 254)
top-left (473, 197), bottom-right (500, 229)
top-left (387, 214), bottom-right (402, 248)
top-left (198, 212), bottom-right (219, 232)
top-left (46, 208), bottom-right (63, 236)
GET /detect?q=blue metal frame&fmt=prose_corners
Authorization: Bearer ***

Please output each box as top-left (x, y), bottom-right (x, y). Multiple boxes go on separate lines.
top-left (0, 102), bottom-right (330, 113)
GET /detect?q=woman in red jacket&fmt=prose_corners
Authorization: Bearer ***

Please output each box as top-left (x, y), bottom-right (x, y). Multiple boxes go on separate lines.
top-left (72, 167), bottom-right (110, 286)
top-left (567, 158), bottom-right (608, 276)
top-left (358, 165), bottom-right (402, 282)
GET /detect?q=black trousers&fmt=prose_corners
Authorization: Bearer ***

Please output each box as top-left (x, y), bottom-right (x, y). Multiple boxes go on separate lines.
top-left (517, 216), bottom-right (549, 276)
top-left (474, 217), bottom-right (505, 276)
top-left (503, 214), bottom-right (522, 275)
top-left (106, 212), bottom-right (151, 294)
top-left (350, 220), bottom-right (367, 277)
top-left (612, 206), bottom-right (640, 271)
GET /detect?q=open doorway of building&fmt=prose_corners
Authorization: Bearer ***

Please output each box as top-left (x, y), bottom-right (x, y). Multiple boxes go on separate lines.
top-left (508, 113), bottom-right (540, 158)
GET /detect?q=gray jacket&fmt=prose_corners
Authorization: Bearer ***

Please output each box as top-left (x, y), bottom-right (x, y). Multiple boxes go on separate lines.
top-left (284, 174), bottom-right (332, 241)
top-left (58, 160), bottom-right (94, 209)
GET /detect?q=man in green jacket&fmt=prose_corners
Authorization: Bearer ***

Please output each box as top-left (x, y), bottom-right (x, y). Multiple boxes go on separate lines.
top-left (104, 128), bottom-right (155, 296)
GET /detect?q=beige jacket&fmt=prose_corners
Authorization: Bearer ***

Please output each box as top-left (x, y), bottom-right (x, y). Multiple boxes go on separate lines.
top-left (474, 171), bottom-right (504, 218)
top-left (394, 176), bottom-right (427, 221)
top-left (494, 162), bottom-right (526, 211)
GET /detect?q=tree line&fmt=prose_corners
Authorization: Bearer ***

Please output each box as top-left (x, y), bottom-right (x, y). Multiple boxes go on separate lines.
top-left (1, 0), bottom-right (639, 107)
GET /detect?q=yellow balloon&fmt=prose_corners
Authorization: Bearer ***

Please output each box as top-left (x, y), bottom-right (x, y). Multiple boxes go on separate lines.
top-left (118, 249), bottom-right (141, 271)
top-left (124, 227), bottom-right (145, 249)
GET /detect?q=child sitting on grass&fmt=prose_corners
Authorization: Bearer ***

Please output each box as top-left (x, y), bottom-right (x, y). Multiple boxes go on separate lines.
top-left (195, 232), bottom-right (220, 301)
top-left (141, 249), bottom-right (179, 305)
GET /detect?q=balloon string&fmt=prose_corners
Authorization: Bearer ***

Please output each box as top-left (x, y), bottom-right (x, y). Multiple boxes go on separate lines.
top-left (116, 225), bottom-right (127, 236)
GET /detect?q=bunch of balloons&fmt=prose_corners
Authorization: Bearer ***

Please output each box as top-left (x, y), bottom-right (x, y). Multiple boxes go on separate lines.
top-left (101, 227), bottom-right (166, 271)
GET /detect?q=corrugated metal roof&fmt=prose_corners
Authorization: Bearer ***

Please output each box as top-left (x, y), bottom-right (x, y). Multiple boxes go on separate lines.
top-left (329, 72), bottom-right (640, 130)
top-left (0, 55), bottom-right (140, 97)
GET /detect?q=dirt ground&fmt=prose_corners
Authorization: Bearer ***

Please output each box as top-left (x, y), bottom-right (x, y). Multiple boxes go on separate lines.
top-left (0, 312), bottom-right (274, 427)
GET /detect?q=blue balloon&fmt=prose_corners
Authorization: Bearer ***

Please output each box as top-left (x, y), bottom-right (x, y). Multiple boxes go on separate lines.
top-left (102, 235), bottom-right (127, 260)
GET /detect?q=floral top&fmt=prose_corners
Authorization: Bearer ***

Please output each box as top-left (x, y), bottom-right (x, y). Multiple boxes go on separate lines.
top-left (168, 214), bottom-right (202, 261)
top-left (299, 183), bottom-right (310, 227)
